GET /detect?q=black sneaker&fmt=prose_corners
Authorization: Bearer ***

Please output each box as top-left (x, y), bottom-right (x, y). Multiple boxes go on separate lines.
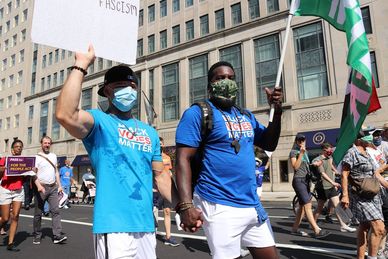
top-left (53, 235), bottom-right (67, 244)
top-left (325, 215), bottom-right (334, 224)
top-left (313, 229), bottom-right (331, 239)
top-left (33, 236), bottom-right (41, 245)
top-left (7, 243), bottom-right (20, 252)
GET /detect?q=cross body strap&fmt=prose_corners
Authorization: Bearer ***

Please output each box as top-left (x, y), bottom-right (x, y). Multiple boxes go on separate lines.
top-left (37, 153), bottom-right (57, 172)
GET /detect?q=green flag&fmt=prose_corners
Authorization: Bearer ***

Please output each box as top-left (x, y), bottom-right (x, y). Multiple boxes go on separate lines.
top-left (290, 0), bottom-right (378, 164)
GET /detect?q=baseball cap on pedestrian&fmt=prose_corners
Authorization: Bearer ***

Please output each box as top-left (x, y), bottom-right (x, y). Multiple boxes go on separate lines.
top-left (295, 133), bottom-right (306, 141)
top-left (97, 65), bottom-right (138, 97)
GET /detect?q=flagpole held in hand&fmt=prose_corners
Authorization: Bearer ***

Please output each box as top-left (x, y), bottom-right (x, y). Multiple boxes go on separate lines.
top-left (269, 13), bottom-right (293, 122)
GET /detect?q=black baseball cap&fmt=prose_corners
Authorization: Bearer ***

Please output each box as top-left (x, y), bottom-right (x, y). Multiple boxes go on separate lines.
top-left (295, 133), bottom-right (306, 141)
top-left (98, 65), bottom-right (138, 97)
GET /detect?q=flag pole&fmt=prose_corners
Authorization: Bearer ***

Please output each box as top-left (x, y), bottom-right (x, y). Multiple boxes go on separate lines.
top-left (269, 13), bottom-right (294, 122)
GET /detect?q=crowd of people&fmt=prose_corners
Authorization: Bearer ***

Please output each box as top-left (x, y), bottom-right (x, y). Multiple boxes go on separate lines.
top-left (0, 43), bottom-right (388, 259)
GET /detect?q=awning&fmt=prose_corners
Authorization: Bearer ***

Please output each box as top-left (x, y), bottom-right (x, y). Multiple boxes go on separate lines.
top-left (57, 156), bottom-right (67, 168)
top-left (71, 154), bottom-right (91, 166)
top-left (300, 128), bottom-right (340, 149)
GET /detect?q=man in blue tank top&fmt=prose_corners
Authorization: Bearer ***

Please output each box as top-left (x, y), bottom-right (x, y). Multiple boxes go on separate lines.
top-left (175, 61), bottom-right (282, 259)
top-left (55, 46), bottom-right (177, 259)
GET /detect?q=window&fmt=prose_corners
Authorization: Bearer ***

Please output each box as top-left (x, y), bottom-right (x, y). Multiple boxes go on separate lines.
top-left (13, 14), bottom-right (18, 27)
top-left (59, 70), bottom-right (64, 85)
top-left (8, 74), bottom-right (14, 87)
top-left (149, 69), bottom-right (154, 107)
top-left (47, 75), bottom-right (51, 88)
top-left (200, 15), bottom-right (209, 36)
top-left (162, 63), bottom-right (179, 122)
top-left (4, 39), bottom-right (9, 51)
top-left (0, 99), bottom-right (3, 110)
top-left (7, 2), bottom-right (12, 14)
top-left (28, 105), bottom-right (34, 120)
top-left (14, 114), bottom-right (19, 128)
top-left (55, 49), bottom-right (59, 63)
top-left (0, 119), bottom-right (2, 131)
top-left (220, 45), bottom-right (244, 106)
top-left (160, 30), bottom-right (167, 49)
top-left (52, 99), bottom-right (60, 140)
top-left (148, 34), bottom-right (155, 53)
top-left (15, 0), bottom-right (20, 8)
top-left (2, 59), bottom-right (6, 71)
top-left (42, 55), bottom-right (46, 68)
top-left (0, 8), bottom-right (3, 20)
top-left (137, 39), bottom-right (143, 57)
top-left (5, 117), bottom-right (10, 130)
top-left (98, 58), bottom-right (103, 70)
top-left (279, 160), bottom-right (289, 182)
top-left (10, 54), bottom-right (15, 66)
top-left (231, 3), bottom-right (242, 25)
top-left (361, 7), bottom-right (372, 34)
top-left (186, 20), bottom-right (194, 40)
top-left (20, 29), bottom-right (26, 41)
top-left (7, 95), bottom-right (12, 108)
top-left (249, 0), bottom-right (260, 19)
top-left (27, 127), bottom-right (32, 144)
top-left (40, 77), bottom-right (45, 91)
top-left (82, 88), bottom-right (92, 110)
top-left (370, 52), bottom-right (379, 88)
top-left (31, 73), bottom-right (36, 95)
top-left (12, 34), bottom-right (17, 46)
top-left (17, 70), bottom-right (23, 84)
top-left (39, 102), bottom-right (49, 137)
top-left (61, 49), bottom-right (66, 60)
top-left (172, 25), bottom-right (180, 45)
top-left (294, 22), bottom-right (328, 100)
top-left (19, 49), bottom-right (24, 63)
top-left (189, 54), bottom-right (208, 104)
top-left (53, 72), bottom-right (58, 87)
top-left (160, 0), bottom-right (167, 17)
top-left (267, 0), bottom-right (279, 13)
top-left (139, 9), bottom-right (144, 26)
top-left (254, 35), bottom-right (281, 105)
top-left (1, 79), bottom-right (5, 90)
top-left (215, 9), bottom-right (225, 31)
top-left (185, 0), bottom-right (193, 7)
top-left (16, 92), bottom-right (21, 105)
top-left (22, 9), bottom-right (27, 21)
top-left (48, 52), bottom-right (53, 65)
top-left (88, 62), bottom-right (94, 74)
top-left (173, 0), bottom-right (180, 12)
top-left (148, 5), bottom-right (155, 22)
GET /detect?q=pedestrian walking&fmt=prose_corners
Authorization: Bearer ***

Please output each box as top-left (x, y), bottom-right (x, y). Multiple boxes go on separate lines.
top-left (175, 61), bottom-right (282, 259)
top-left (33, 136), bottom-right (67, 245)
top-left (55, 45), bottom-right (177, 259)
top-left (59, 159), bottom-right (75, 209)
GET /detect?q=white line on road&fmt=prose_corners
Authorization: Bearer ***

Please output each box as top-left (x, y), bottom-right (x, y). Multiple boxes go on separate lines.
top-left (20, 214), bottom-right (93, 226)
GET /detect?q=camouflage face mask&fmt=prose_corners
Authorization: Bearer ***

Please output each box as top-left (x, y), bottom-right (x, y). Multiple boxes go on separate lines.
top-left (210, 79), bottom-right (238, 100)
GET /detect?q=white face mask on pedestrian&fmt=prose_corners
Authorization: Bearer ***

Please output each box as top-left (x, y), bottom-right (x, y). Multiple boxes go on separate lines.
top-left (111, 86), bottom-right (138, 112)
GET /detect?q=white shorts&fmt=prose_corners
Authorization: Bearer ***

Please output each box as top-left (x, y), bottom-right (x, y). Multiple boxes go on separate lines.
top-left (193, 193), bottom-right (275, 259)
top-left (0, 186), bottom-right (24, 205)
top-left (94, 232), bottom-right (156, 259)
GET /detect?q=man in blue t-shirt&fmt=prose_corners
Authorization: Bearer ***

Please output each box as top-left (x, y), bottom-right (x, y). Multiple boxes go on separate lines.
top-left (55, 46), bottom-right (177, 259)
top-left (59, 159), bottom-right (74, 209)
top-left (175, 61), bottom-right (282, 259)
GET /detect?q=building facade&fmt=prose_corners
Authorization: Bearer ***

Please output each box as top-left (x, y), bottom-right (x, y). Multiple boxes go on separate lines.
top-left (0, 0), bottom-right (387, 190)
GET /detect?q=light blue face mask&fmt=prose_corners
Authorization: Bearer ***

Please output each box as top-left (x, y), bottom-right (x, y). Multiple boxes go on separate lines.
top-left (112, 86), bottom-right (137, 112)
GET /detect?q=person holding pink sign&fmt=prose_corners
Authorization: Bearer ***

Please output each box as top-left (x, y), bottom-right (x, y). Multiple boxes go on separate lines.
top-left (0, 140), bottom-right (43, 252)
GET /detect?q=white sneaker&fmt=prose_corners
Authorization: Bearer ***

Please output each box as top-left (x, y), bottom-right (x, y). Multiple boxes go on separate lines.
top-left (64, 205), bottom-right (69, 209)
top-left (340, 224), bottom-right (356, 233)
top-left (240, 248), bottom-right (250, 257)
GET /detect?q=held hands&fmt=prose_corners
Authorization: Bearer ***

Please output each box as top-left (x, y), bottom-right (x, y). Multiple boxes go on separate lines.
top-left (74, 44), bottom-right (96, 71)
top-left (265, 87), bottom-right (283, 112)
top-left (179, 207), bottom-right (203, 233)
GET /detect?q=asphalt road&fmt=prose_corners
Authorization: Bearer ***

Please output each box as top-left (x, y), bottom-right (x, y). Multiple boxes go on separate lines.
top-left (0, 201), bottom-right (357, 259)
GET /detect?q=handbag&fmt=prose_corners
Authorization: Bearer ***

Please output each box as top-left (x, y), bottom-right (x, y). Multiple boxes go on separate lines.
top-left (349, 176), bottom-right (380, 199)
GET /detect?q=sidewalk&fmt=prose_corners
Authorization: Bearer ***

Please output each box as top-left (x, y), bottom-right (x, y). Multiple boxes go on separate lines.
top-left (261, 191), bottom-right (295, 202)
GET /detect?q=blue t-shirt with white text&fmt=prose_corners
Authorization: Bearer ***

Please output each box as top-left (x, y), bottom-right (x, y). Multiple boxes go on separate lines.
top-left (83, 110), bottom-right (162, 234)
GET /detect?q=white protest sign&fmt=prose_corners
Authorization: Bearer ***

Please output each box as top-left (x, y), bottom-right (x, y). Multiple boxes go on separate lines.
top-left (31, 0), bottom-right (139, 65)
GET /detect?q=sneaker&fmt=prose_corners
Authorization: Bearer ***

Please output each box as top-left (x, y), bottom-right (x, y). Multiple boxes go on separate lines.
top-left (0, 229), bottom-right (6, 235)
top-left (24, 205), bottom-right (30, 210)
top-left (164, 237), bottom-right (179, 247)
top-left (290, 230), bottom-right (310, 237)
top-left (53, 235), bottom-right (67, 244)
top-left (325, 215), bottom-right (334, 224)
top-left (7, 243), bottom-right (20, 252)
top-left (313, 229), bottom-right (331, 239)
top-left (240, 248), bottom-right (250, 257)
top-left (33, 236), bottom-right (41, 245)
top-left (340, 224), bottom-right (357, 233)
top-left (43, 212), bottom-right (49, 217)
top-left (63, 205), bottom-right (69, 209)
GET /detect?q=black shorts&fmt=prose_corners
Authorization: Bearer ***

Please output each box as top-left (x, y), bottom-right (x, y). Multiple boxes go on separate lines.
top-left (316, 186), bottom-right (339, 201)
top-left (292, 177), bottom-right (311, 205)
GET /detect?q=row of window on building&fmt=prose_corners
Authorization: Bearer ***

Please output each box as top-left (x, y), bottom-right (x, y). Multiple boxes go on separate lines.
top-left (0, 114), bottom-right (19, 133)
top-left (0, 0), bottom-right (25, 19)
top-left (0, 69), bottom-right (23, 89)
top-left (1, 27), bottom-right (26, 52)
top-left (0, 8), bottom-right (27, 34)
top-left (0, 92), bottom-right (21, 111)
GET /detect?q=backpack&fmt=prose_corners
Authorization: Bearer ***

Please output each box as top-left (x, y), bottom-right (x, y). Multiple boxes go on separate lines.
top-left (190, 101), bottom-right (250, 190)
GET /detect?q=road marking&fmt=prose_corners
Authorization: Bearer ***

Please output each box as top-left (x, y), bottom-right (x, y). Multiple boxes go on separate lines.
top-left (20, 214), bottom-right (354, 255)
